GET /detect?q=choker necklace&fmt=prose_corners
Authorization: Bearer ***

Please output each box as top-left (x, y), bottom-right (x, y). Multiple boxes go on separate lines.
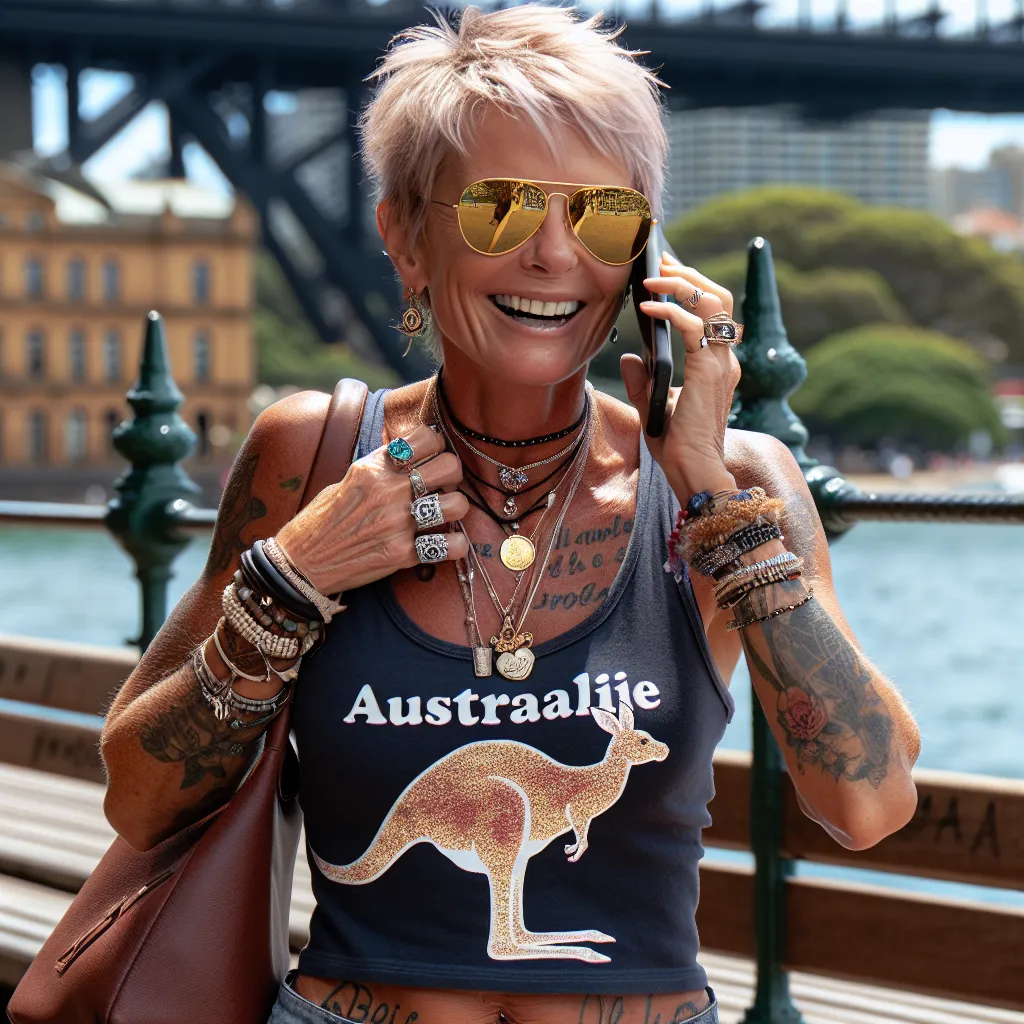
top-left (438, 384), bottom-right (591, 493)
top-left (437, 371), bottom-right (585, 448)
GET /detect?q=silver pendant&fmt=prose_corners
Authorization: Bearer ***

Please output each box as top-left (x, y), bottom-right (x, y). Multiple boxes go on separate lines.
top-left (472, 646), bottom-right (493, 677)
top-left (496, 647), bottom-right (535, 681)
top-left (503, 496), bottom-right (518, 517)
top-left (498, 466), bottom-right (529, 492)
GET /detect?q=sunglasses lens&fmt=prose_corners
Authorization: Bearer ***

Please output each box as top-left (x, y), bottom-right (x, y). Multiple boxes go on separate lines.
top-left (457, 179), bottom-right (547, 255)
top-left (569, 188), bottom-right (652, 265)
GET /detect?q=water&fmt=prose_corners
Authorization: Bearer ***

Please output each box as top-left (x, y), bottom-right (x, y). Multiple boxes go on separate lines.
top-left (3, 519), bottom-right (1021, 780)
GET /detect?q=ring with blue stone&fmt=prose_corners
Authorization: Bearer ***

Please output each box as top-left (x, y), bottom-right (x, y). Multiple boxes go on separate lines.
top-left (387, 437), bottom-right (416, 470)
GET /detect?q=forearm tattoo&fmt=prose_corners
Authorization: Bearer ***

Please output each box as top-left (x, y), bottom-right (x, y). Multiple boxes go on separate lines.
top-left (738, 580), bottom-right (893, 788)
top-left (138, 681), bottom-right (262, 790)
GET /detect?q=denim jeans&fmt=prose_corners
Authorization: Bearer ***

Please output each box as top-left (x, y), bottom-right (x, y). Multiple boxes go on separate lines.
top-left (267, 971), bottom-right (720, 1024)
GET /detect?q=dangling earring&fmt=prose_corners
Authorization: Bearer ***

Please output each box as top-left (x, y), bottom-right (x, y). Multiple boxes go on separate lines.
top-left (396, 287), bottom-right (430, 357)
top-left (621, 285), bottom-right (632, 311)
top-left (608, 327), bottom-right (620, 345)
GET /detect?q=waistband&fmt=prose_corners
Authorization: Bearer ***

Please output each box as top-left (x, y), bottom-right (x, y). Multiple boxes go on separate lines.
top-left (267, 971), bottom-right (720, 1024)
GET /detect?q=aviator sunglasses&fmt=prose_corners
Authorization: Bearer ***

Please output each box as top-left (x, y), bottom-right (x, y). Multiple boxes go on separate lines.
top-left (431, 178), bottom-right (655, 266)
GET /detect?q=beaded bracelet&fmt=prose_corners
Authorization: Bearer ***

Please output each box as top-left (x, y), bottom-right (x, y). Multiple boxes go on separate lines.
top-left (233, 571), bottom-right (321, 639)
top-left (264, 536), bottom-right (346, 625)
top-left (222, 583), bottom-right (303, 659)
top-left (716, 558), bottom-right (804, 609)
top-left (714, 551), bottom-right (801, 596)
top-left (727, 587), bottom-right (815, 631)
top-left (683, 496), bottom-right (784, 561)
top-left (694, 522), bottom-right (784, 577)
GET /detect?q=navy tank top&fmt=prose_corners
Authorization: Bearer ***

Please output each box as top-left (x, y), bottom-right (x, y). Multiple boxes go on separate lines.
top-left (293, 388), bottom-right (734, 994)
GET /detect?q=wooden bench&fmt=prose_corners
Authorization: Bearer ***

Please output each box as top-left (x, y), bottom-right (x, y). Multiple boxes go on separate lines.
top-left (3, 761), bottom-right (1024, 1023)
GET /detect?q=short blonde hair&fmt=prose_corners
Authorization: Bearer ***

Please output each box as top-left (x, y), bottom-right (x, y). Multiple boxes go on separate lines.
top-left (360, 5), bottom-right (668, 245)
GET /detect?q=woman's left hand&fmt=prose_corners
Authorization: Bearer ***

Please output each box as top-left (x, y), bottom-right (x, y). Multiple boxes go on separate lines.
top-left (620, 251), bottom-right (742, 504)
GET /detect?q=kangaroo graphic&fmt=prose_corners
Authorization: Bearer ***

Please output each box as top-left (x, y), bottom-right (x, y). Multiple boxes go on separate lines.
top-left (310, 703), bottom-right (669, 963)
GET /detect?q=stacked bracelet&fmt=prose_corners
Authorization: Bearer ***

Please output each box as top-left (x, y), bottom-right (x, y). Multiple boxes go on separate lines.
top-left (694, 522), bottom-right (783, 577)
top-left (193, 645), bottom-right (291, 724)
top-left (222, 583), bottom-right (308, 659)
top-left (715, 555), bottom-right (804, 608)
top-left (240, 543), bottom-right (319, 622)
top-left (726, 581), bottom-right (815, 631)
top-left (264, 536), bottom-right (346, 624)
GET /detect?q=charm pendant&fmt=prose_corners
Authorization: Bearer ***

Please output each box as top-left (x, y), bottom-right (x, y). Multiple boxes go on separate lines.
top-left (490, 614), bottom-right (533, 654)
top-left (496, 646), bottom-right (535, 681)
top-left (503, 496), bottom-right (518, 517)
top-left (472, 646), bottom-right (494, 678)
top-left (500, 535), bottom-right (536, 571)
top-left (498, 466), bottom-right (530, 492)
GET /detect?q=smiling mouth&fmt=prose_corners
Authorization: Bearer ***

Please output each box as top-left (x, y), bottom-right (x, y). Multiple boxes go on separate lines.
top-left (490, 295), bottom-right (584, 330)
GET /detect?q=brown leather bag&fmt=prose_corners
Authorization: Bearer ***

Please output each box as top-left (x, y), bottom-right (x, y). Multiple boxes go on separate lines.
top-left (7, 379), bottom-right (369, 1024)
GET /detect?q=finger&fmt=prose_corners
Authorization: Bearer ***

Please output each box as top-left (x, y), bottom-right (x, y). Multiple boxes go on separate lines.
top-left (416, 490), bottom-right (469, 527)
top-left (639, 299), bottom-right (714, 356)
top-left (661, 254), bottom-right (734, 315)
top-left (619, 353), bottom-right (650, 426)
top-left (644, 273), bottom-right (723, 319)
top-left (410, 451), bottom-right (463, 493)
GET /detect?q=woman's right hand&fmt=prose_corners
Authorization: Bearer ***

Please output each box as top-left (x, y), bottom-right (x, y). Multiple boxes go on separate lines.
top-left (275, 423), bottom-right (469, 595)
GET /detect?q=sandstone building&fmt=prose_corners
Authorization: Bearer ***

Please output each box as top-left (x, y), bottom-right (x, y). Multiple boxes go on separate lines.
top-left (0, 163), bottom-right (257, 472)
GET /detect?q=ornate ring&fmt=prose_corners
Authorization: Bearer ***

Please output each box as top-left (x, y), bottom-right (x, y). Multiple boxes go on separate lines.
top-left (415, 533), bottom-right (448, 564)
top-left (386, 437), bottom-right (416, 470)
top-left (686, 288), bottom-right (703, 309)
top-left (409, 467), bottom-right (428, 499)
top-left (703, 312), bottom-right (744, 346)
top-left (411, 493), bottom-right (445, 530)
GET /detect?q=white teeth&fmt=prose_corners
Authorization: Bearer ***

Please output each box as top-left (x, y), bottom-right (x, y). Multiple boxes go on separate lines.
top-left (542, 301), bottom-right (557, 316)
top-left (528, 298), bottom-right (544, 315)
top-left (509, 296), bottom-right (521, 311)
top-left (554, 301), bottom-right (567, 316)
top-left (564, 300), bottom-right (579, 315)
top-left (494, 295), bottom-right (582, 318)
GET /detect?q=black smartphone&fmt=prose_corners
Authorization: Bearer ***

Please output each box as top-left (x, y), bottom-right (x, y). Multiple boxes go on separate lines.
top-left (630, 221), bottom-right (675, 437)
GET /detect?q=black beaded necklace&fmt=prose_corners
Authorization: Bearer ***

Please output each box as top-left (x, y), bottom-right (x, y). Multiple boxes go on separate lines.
top-left (437, 371), bottom-right (586, 449)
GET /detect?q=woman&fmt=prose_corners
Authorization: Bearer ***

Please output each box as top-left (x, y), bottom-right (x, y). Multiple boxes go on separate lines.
top-left (100, 7), bottom-right (921, 1023)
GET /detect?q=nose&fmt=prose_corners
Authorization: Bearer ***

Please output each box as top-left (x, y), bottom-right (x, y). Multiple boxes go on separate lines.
top-left (518, 193), bottom-right (578, 276)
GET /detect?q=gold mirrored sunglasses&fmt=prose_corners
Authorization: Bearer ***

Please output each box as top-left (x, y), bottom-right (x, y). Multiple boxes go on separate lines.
top-left (431, 178), bottom-right (655, 266)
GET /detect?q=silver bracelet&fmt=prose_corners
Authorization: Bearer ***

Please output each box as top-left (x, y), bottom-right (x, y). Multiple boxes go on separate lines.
top-left (264, 536), bottom-right (346, 624)
top-left (212, 622), bottom-right (270, 683)
top-left (714, 551), bottom-right (800, 594)
top-left (194, 645), bottom-right (290, 720)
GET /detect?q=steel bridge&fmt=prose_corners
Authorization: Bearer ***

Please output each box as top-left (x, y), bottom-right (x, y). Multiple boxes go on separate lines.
top-left (4, 0), bottom-right (1024, 379)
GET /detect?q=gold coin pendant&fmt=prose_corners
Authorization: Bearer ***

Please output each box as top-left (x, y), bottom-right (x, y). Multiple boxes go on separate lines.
top-left (499, 535), bottom-right (536, 571)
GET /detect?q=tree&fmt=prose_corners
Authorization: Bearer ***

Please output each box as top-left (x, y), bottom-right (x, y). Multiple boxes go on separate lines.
top-left (664, 187), bottom-right (1024, 363)
top-left (790, 325), bottom-right (1007, 452)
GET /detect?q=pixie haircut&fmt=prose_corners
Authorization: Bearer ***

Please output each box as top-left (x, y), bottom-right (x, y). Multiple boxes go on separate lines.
top-left (360, 5), bottom-right (668, 246)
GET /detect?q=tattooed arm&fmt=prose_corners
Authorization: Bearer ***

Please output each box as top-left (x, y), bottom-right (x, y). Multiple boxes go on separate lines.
top-left (100, 390), bottom-right (330, 851)
top-left (703, 430), bottom-right (921, 850)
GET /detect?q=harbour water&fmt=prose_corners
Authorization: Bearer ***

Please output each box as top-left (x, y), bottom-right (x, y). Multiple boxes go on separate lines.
top-left (2, 519), bottom-right (1022, 778)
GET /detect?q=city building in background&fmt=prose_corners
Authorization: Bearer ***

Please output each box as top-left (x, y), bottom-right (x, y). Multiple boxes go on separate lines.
top-left (931, 145), bottom-right (1024, 221)
top-left (0, 162), bottom-right (257, 481)
top-left (665, 106), bottom-right (930, 219)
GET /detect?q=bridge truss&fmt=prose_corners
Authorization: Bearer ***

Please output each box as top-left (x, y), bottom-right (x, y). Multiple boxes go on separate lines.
top-left (4, 0), bottom-right (1024, 380)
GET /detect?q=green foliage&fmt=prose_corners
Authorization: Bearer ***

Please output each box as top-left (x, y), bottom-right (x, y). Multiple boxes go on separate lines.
top-left (255, 252), bottom-right (399, 394)
top-left (664, 186), bottom-right (1024, 362)
top-left (791, 325), bottom-right (1007, 452)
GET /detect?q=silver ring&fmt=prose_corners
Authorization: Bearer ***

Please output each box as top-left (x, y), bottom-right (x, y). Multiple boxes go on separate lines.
top-left (409, 467), bottom-right (428, 499)
top-left (415, 533), bottom-right (448, 564)
top-left (686, 288), bottom-right (703, 309)
top-left (411, 493), bottom-right (445, 530)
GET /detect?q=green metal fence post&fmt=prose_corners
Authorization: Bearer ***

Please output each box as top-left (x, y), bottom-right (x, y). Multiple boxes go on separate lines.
top-left (105, 311), bottom-right (201, 651)
top-left (733, 237), bottom-right (809, 1024)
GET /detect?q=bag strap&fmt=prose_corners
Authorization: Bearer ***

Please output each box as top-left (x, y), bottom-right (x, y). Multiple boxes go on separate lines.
top-left (299, 378), bottom-right (370, 510)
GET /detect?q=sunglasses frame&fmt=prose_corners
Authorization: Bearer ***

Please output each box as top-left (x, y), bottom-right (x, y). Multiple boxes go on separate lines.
top-left (431, 177), bottom-right (657, 267)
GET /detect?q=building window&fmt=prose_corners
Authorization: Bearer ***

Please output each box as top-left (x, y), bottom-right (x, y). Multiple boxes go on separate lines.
top-left (26, 330), bottom-right (46, 380)
top-left (25, 210), bottom-right (45, 232)
top-left (65, 409), bottom-right (88, 462)
top-left (193, 261), bottom-right (211, 305)
top-left (102, 259), bottom-right (120, 303)
top-left (67, 258), bottom-right (86, 302)
top-left (194, 331), bottom-right (211, 383)
top-left (102, 329), bottom-right (122, 382)
top-left (195, 410), bottom-right (211, 458)
top-left (27, 410), bottom-right (48, 464)
top-left (25, 257), bottom-right (44, 299)
top-left (69, 329), bottom-right (87, 382)
top-left (104, 409), bottom-right (121, 455)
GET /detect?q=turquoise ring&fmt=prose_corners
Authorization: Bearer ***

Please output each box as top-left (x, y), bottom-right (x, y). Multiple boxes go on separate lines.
top-left (387, 437), bottom-right (415, 470)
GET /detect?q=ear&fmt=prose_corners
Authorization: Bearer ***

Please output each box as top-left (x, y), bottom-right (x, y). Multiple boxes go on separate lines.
top-left (377, 198), bottom-right (429, 293)
top-left (590, 707), bottom-right (620, 736)
top-left (617, 702), bottom-right (634, 732)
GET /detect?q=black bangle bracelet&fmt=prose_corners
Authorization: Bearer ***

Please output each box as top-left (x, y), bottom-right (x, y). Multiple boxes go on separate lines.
top-left (241, 542), bottom-right (320, 622)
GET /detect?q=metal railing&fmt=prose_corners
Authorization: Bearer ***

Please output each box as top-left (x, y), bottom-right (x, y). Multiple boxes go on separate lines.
top-left (1, 239), bottom-right (1023, 1021)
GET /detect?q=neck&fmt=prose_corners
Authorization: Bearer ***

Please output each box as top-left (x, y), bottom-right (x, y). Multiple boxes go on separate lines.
top-left (438, 347), bottom-right (589, 466)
